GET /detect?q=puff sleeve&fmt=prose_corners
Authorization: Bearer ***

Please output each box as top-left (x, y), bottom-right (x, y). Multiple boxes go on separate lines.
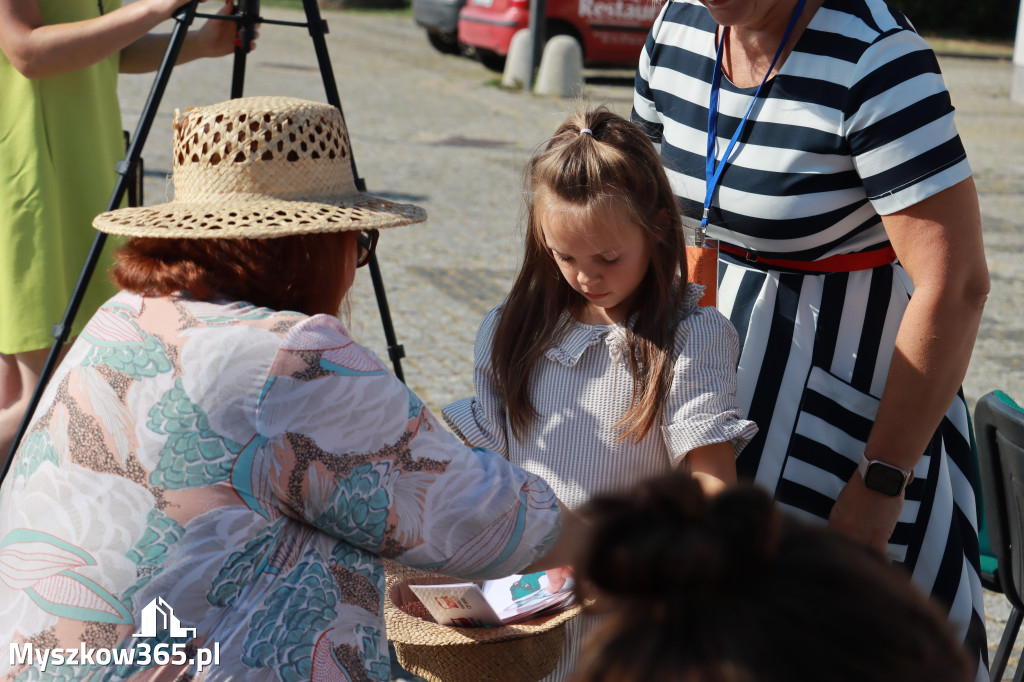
top-left (660, 303), bottom-right (758, 464)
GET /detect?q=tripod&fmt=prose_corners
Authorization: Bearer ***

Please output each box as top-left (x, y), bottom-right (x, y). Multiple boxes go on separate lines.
top-left (1, 0), bottom-right (408, 476)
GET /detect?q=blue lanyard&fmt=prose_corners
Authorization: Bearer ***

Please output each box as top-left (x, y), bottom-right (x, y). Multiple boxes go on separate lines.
top-left (702, 0), bottom-right (807, 231)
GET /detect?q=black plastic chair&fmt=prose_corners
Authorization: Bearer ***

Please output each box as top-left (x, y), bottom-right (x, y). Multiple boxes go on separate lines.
top-left (976, 390), bottom-right (1024, 681)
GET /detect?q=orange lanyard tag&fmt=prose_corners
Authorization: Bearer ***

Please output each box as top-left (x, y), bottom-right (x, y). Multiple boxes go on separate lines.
top-left (684, 216), bottom-right (718, 307)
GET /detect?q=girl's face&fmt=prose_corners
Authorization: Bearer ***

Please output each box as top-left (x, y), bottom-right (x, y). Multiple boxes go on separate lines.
top-left (538, 192), bottom-right (651, 326)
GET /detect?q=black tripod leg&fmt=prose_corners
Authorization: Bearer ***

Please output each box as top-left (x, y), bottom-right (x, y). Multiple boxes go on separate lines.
top-left (1, 0), bottom-right (202, 477)
top-left (300, 0), bottom-right (407, 382)
top-left (231, 36), bottom-right (248, 98)
top-left (366, 254), bottom-right (406, 383)
top-left (302, 0), bottom-right (341, 107)
top-left (230, 0), bottom-right (260, 97)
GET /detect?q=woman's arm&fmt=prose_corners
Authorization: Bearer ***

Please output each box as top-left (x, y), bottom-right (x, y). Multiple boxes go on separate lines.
top-left (829, 177), bottom-right (989, 554)
top-left (522, 501), bottom-right (586, 573)
top-left (0, 0), bottom-right (236, 79)
top-left (120, 0), bottom-right (241, 73)
top-left (250, 315), bottom-right (566, 581)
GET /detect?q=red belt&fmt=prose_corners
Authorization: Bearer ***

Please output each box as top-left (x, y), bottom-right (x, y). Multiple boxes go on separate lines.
top-left (719, 243), bottom-right (897, 273)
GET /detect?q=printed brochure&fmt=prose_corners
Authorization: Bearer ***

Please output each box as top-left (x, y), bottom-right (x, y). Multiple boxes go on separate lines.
top-left (408, 571), bottom-right (575, 627)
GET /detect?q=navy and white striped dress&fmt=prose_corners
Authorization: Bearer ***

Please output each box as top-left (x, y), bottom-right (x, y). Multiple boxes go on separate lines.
top-left (633, 0), bottom-right (987, 677)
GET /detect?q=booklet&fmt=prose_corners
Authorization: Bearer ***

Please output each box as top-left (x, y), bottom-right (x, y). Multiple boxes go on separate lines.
top-left (408, 571), bottom-right (576, 627)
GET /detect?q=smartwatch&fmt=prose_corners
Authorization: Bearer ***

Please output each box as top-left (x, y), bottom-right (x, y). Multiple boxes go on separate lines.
top-left (858, 455), bottom-right (914, 497)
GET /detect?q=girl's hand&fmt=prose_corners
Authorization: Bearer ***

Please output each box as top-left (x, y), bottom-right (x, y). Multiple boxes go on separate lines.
top-left (828, 473), bottom-right (903, 556)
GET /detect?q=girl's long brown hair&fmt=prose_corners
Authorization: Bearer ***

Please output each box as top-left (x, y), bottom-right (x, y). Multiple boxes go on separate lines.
top-left (492, 106), bottom-right (688, 443)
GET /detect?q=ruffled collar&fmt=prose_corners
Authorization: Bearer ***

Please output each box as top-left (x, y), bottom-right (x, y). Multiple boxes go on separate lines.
top-left (545, 317), bottom-right (622, 367)
top-left (681, 282), bottom-right (705, 312)
top-left (544, 284), bottom-right (705, 367)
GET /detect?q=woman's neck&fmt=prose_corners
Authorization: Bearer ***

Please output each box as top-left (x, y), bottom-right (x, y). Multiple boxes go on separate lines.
top-left (720, 0), bottom-right (823, 88)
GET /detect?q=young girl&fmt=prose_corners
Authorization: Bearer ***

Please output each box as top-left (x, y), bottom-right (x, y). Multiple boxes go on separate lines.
top-left (442, 107), bottom-right (757, 680)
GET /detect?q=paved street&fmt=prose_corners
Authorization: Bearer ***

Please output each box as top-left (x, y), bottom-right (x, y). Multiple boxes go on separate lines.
top-left (117, 7), bottom-right (1024, 678)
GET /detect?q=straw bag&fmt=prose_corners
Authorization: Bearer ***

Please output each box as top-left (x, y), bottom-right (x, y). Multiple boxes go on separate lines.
top-left (384, 560), bottom-right (581, 682)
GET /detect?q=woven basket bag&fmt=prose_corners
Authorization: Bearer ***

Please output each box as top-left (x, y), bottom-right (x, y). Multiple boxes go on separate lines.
top-left (384, 560), bottom-right (581, 682)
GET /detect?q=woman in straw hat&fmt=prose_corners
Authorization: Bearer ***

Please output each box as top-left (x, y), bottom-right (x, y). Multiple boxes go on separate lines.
top-left (0, 96), bottom-right (583, 681)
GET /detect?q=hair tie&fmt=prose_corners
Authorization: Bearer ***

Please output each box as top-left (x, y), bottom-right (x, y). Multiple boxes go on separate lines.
top-left (580, 128), bottom-right (593, 136)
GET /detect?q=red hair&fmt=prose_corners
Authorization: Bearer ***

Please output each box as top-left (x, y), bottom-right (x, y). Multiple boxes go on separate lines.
top-left (111, 231), bottom-right (356, 316)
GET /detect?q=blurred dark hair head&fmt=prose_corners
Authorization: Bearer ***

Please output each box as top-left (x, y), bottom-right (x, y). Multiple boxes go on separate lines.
top-left (570, 472), bottom-right (973, 682)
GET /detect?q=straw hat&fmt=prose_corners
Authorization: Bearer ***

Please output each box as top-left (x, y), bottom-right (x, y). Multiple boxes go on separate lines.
top-left (93, 96), bottom-right (426, 238)
top-left (384, 560), bottom-right (581, 682)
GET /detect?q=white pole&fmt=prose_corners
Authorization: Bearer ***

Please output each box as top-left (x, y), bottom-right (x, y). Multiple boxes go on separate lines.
top-left (1013, 0), bottom-right (1024, 103)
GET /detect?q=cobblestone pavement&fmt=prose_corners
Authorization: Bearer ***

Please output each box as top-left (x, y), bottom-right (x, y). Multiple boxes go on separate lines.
top-left (117, 8), bottom-right (1024, 678)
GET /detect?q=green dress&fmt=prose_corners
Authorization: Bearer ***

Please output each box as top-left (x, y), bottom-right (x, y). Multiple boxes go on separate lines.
top-left (0, 0), bottom-right (123, 354)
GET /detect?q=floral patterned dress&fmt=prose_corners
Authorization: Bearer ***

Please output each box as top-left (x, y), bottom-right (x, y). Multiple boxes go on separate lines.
top-left (0, 293), bottom-right (561, 682)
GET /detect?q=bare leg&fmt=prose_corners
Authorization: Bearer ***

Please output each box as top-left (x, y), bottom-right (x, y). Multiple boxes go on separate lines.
top-left (0, 353), bottom-right (20, 409)
top-left (0, 343), bottom-right (74, 458)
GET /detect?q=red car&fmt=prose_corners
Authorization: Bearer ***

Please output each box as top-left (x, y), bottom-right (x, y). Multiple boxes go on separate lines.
top-left (458, 0), bottom-right (658, 70)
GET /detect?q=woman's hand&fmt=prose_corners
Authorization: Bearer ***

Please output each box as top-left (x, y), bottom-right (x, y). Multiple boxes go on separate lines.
top-left (544, 566), bottom-right (573, 593)
top-left (192, 0), bottom-right (255, 60)
top-left (121, 0), bottom-right (258, 72)
top-left (829, 472), bottom-right (903, 556)
top-left (523, 501), bottom-right (586, 573)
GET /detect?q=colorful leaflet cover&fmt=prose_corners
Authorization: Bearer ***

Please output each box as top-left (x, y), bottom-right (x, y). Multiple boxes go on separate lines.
top-left (409, 571), bottom-right (576, 627)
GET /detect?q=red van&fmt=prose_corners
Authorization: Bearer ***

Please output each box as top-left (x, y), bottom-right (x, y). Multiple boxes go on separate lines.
top-left (457, 0), bottom-right (658, 69)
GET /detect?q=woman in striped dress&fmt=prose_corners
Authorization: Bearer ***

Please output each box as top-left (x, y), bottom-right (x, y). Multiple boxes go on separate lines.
top-left (632, 0), bottom-right (990, 677)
